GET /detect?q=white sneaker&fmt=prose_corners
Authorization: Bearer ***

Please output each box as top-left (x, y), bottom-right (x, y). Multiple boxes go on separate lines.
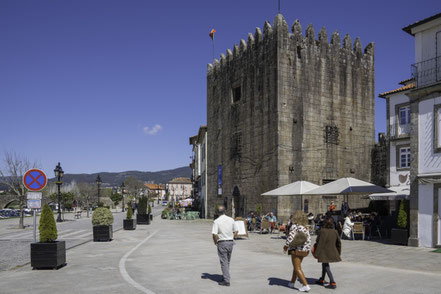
top-left (288, 282), bottom-right (295, 288)
top-left (298, 285), bottom-right (311, 292)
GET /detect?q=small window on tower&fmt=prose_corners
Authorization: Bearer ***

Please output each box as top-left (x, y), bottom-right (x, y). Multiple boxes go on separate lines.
top-left (232, 86), bottom-right (241, 103)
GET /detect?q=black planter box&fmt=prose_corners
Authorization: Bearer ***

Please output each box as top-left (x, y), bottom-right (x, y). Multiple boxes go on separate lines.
top-left (150, 214), bottom-right (153, 221)
top-left (93, 225), bottom-right (113, 242)
top-left (123, 219), bottom-right (136, 230)
top-left (31, 240), bottom-right (66, 270)
top-left (137, 214), bottom-right (150, 225)
top-left (391, 228), bottom-right (408, 245)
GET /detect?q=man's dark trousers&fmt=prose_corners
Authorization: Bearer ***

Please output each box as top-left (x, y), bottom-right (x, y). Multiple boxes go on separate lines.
top-left (217, 241), bottom-right (234, 283)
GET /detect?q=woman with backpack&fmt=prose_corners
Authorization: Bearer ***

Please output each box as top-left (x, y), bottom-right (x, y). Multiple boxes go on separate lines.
top-left (283, 211), bottom-right (311, 292)
top-left (313, 216), bottom-right (341, 289)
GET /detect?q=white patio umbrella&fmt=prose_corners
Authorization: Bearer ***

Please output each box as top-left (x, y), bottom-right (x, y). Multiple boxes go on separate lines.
top-left (304, 177), bottom-right (393, 203)
top-left (261, 181), bottom-right (320, 213)
top-left (261, 181), bottom-right (320, 196)
top-left (368, 185), bottom-right (410, 201)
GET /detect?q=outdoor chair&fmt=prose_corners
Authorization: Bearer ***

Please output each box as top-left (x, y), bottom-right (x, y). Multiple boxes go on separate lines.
top-left (260, 218), bottom-right (270, 234)
top-left (353, 222), bottom-right (365, 240)
top-left (368, 225), bottom-right (382, 240)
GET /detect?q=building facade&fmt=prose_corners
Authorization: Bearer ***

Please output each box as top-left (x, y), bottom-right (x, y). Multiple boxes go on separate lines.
top-left (403, 13), bottom-right (441, 247)
top-left (189, 126), bottom-right (208, 218)
top-left (206, 14), bottom-right (375, 220)
top-left (167, 177), bottom-right (192, 203)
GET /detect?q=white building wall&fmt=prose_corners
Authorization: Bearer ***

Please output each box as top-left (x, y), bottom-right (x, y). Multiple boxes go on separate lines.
top-left (418, 183), bottom-right (433, 248)
top-left (389, 93), bottom-right (410, 126)
top-left (413, 19), bottom-right (441, 63)
top-left (418, 96), bottom-right (441, 174)
top-left (389, 142), bottom-right (411, 187)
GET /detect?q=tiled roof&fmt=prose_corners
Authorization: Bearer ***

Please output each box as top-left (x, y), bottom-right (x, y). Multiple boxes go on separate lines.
top-left (145, 183), bottom-right (165, 190)
top-left (168, 177), bottom-right (192, 184)
top-left (378, 82), bottom-right (415, 98)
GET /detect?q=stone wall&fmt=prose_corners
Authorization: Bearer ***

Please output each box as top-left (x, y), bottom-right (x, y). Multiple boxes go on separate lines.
top-left (207, 14), bottom-right (375, 220)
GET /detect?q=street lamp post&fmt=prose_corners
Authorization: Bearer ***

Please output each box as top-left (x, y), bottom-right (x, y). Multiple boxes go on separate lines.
top-left (54, 162), bottom-right (64, 223)
top-left (96, 175), bottom-right (102, 206)
top-left (120, 182), bottom-right (125, 212)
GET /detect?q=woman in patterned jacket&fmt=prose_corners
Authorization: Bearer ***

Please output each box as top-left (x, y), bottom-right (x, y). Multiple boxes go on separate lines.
top-left (283, 211), bottom-right (312, 292)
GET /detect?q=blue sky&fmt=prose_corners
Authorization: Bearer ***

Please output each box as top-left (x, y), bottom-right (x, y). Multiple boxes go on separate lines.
top-left (0, 0), bottom-right (439, 175)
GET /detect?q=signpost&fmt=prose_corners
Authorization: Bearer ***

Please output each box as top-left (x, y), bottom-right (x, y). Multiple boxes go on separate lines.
top-left (23, 169), bottom-right (47, 243)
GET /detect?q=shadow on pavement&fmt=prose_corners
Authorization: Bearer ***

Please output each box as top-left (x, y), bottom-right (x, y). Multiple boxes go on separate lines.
top-left (201, 273), bottom-right (223, 283)
top-left (267, 277), bottom-right (290, 288)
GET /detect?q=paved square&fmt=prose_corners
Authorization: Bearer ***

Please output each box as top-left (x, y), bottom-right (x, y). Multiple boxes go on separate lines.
top-left (1, 217), bottom-right (440, 293)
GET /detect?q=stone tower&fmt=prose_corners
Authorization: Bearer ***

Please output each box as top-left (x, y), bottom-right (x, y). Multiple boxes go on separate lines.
top-left (206, 14), bottom-right (375, 220)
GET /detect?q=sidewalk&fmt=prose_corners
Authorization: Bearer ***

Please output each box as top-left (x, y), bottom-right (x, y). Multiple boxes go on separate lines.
top-left (1, 216), bottom-right (440, 294)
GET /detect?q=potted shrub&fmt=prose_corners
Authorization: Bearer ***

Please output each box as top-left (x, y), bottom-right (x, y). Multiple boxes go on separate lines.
top-left (92, 207), bottom-right (114, 241)
top-left (31, 204), bottom-right (66, 269)
top-left (123, 206), bottom-right (136, 230)
top-left (391, 199), bottom-right (409, 245)
top-left (137, 196), bottom-right (150, 225)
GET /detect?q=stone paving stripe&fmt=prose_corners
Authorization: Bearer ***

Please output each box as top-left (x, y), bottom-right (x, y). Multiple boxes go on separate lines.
top-left (119, 230), bottom-right (158, 294)
top-left (74, 232), bottom-right (93, 239)
top-left (58, 229), bottom-right (85, 238)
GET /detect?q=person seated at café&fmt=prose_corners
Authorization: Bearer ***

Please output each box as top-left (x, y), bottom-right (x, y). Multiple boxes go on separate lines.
top-left (342, 212), bottom-right (354, 239)
top-left (264, 212), bottom-right (277, 233)
top-left (247, 211), bottom-right (256, 231)
top-left (329, 201), bottom-right (336, 213)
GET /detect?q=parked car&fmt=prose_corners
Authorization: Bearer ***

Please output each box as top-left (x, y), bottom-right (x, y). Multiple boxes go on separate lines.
top-left (161, 201), bottom-right (168, 206)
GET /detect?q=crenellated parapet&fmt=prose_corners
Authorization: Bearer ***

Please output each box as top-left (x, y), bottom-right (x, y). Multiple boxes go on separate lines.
top-left (207, 14), bottom-right (374, 76)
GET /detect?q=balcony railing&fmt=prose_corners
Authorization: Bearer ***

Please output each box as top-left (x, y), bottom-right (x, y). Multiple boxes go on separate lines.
top-left (389, 122), bottom-right (410, 139)
top-left (411, 55), bottom-right (441, 88)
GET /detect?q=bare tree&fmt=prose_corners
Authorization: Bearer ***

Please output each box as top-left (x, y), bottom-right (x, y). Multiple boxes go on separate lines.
top-left (0, 151), bottom-right (39, 229)
top-left (77, 182), bottom-right (96, 218)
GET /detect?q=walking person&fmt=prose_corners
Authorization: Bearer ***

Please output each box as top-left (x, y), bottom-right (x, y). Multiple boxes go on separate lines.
top-left (283, 211), bottom-right (312, 292)
top-left (313, 216), bottom-right (341, 289)
top-left (212, 205), bottom-right (238, 286)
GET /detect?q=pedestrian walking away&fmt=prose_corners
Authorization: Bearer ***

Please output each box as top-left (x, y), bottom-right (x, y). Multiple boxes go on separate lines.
top-left (313, 216), bottom-right (342, 289)
top-left (283, 211), bottom-right (311, 292)
top-left (212, 205), bottom-right (238, 287)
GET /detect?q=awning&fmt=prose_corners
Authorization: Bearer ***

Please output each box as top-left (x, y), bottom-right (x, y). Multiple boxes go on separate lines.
top-left (368, 185), bottom-right (410, 201)
top-left (261, 181), bottom-right (320, 196)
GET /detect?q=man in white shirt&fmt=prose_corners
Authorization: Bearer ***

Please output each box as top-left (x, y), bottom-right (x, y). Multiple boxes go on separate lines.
top-left (212, 205), bottom-right (238, 286)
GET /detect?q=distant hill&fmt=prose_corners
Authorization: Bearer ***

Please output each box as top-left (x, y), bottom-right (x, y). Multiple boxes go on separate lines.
top-left (0, 166), bottom-right (192, 189)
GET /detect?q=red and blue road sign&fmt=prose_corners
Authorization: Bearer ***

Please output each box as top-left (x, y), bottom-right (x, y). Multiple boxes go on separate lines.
top-left (23, 169), bottom-right (47, 191)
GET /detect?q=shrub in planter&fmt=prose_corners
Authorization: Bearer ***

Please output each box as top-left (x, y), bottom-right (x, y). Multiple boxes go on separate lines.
top-left (124, 206), bottom-right (136, 230)
top-left (31, 204), bottom-right (66, 269)
top-left (161, 208), bottom-right (170, 219)
top-left (137, 196), bottom-right (150, 224)
top-left (92, 207), bottom-right (114, 241)
top-left (148, 204), bottom-right (152, 221)
top-left (391, 200), bottom-right (409, 245)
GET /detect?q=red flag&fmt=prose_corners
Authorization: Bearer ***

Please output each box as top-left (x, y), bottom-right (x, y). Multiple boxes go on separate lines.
top-left (209, 28), bottom-right (216, 40)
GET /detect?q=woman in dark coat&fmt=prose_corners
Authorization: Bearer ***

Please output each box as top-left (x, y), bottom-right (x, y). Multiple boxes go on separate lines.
top-left (314, 216), bottom-right (341, 289)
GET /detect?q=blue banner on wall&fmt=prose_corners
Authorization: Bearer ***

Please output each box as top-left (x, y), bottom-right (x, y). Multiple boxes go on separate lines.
top-left (218, 165), bottom-right (222, 195)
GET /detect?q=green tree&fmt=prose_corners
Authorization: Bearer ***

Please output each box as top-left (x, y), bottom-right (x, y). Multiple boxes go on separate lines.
top-left (110, 192), bottom-right (123, 207)
top-left (39, 204), bottom-right (58, 242)
top-left (50, 192), bottom-right (75, 216)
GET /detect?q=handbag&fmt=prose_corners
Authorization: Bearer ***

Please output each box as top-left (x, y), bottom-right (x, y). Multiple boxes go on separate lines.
top-left (289, 231), bottom-right (307, 248)
top-left (311, 243), bottom-right (318, 259)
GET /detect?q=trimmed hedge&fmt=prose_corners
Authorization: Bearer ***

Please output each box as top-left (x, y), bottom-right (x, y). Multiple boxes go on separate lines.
top-left (138, 196), bottom-right (148, 215)
top-left (126, 206), bottom-right (133, 220)
top-left (39, 204), bottom-right (58, 243)
top-left (92, 207), bottom-right (114, 226)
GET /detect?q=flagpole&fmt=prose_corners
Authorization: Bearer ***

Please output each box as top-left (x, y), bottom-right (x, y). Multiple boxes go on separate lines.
top-left (212, 35), bottom-right (215, 61)
top-left (278, 0), bottom-right (280, 14)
